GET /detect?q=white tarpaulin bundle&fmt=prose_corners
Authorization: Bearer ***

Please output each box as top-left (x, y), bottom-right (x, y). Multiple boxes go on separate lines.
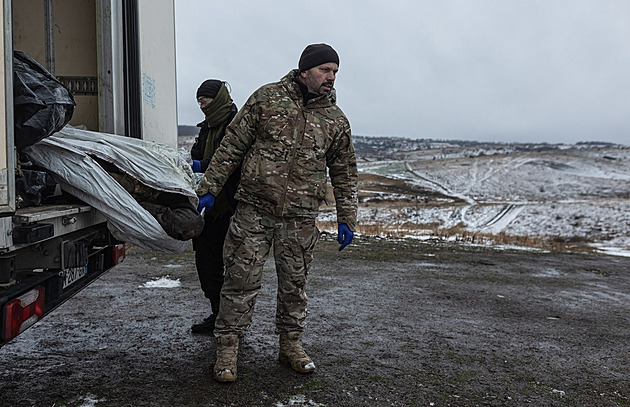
top-left (24, 126), bottom-right (198, 253)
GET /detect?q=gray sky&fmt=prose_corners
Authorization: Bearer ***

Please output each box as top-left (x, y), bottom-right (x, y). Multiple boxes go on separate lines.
top-left (174, 0), bottom-right (630, 145)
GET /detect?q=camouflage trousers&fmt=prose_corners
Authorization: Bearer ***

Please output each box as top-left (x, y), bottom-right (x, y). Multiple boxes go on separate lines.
top-left (214, 202), bottom-right (320, 336)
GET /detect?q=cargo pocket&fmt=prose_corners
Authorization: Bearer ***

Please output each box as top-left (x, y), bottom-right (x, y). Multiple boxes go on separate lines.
top-left (298, 222), bottom-right (320, 275)
top-left (222, 218), bottom-right (247, 270)
top-left (224, 205), bottom-right (273, 270)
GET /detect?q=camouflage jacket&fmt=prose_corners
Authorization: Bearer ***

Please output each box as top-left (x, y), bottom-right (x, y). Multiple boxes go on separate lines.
top-left (196, 70), bottom-right (358, 230)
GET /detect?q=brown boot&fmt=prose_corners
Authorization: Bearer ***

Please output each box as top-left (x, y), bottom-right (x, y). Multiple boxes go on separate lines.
top-left (278, 331), bottom-right (316, 374)
top-left (214, 334), bottom-right (239, 382)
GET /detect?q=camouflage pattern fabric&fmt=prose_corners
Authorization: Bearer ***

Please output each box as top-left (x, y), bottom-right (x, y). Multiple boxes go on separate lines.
top-left (110, 171), bottom-right (204, 241)
top-left (196, 69), bottom-right (358, 231)
top-left (109, 171), bottom-right (160, 202)
top-left (139, 201), bottom-right (204, 241)
top-left (214, 202), bottom-right (319, 336)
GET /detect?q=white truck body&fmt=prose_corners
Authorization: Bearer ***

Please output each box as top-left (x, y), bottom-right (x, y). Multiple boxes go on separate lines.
top-left (0, 0), bottom-right (178, 345)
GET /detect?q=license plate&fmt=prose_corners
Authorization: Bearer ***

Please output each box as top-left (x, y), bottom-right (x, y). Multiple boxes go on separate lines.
top-left (61, 266), bottom-right (87, 289)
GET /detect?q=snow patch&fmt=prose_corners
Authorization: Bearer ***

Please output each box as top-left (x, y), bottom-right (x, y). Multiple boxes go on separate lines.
top-left (163, 264), bottom-right (183, 268)
top-left (77, 394), bottom-right (106, 407)
top-left (595, 246), bottom-right (630, 258)
top-left (140, 275), bottom-right (181, 288)
top-left (275, 394), bottom-right (325, 406)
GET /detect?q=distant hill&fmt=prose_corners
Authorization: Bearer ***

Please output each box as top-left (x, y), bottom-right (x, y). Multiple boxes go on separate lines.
top-left (177, 128), bottom-right (622, 153)
top-left (334, 135), bottom-right (630, 256)
top-left (352, 135), bottom-right (623, 161)
top-left (178, 125), bottom-right (198, 137)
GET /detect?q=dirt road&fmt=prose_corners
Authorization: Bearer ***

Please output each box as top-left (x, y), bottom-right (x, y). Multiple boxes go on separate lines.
top-left (1, 235), bottom-right (629, 406)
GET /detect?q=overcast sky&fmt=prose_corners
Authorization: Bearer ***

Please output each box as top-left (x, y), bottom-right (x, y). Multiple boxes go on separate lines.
top-left (174, 0), bottom-right (630, 145)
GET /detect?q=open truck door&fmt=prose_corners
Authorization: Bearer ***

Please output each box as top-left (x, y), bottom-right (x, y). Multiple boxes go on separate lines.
top-left (0, 0), bottom-right (179, 346)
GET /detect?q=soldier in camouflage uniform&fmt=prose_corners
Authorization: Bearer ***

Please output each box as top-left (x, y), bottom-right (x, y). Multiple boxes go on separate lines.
top-left (196, 43), bottom-right (358, 382)
top-left (189, 80), bottom-right (239, 335)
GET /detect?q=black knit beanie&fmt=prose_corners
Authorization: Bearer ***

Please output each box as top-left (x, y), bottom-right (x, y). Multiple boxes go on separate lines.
top-left (196, 79), bottom-right (223, 99)
top-left (298, 44), bottom-right (339, 72)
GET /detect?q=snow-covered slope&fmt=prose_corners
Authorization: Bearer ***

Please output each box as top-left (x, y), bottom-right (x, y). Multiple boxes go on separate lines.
top-left (319, 137), bottom-right (630, 256)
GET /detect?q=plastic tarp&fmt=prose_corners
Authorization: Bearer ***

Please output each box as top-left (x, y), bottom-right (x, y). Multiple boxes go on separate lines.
top-left (24, 126), bottom-right (198, 254)
top-left (13, 51), bottom-right (76, 152)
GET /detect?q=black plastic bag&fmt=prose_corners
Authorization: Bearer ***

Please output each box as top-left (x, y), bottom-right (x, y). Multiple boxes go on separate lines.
top-left (13, 50), bottom-right (75, 152)
top-left (15, 169), bottom-right (59, 208)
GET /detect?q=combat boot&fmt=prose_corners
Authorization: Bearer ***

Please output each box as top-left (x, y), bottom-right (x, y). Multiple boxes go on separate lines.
top-left (191, 313), bottom-right (216, 334)
top-left (214, 334), bottom-right (239, 382)
top-left (278, 331), bottom-right (316, 373)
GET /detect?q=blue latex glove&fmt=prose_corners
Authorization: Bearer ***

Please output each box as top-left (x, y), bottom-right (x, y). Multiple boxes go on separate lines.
top-left (192, 160), bottom-right (202, 173)
top-left (337, 223), bottom-right (354, 251)
top-left (196, 193), bottom-right (215, 214)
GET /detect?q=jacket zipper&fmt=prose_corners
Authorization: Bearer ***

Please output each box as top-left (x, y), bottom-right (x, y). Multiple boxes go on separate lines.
top-left (279, 106), bottom-right (307, 216)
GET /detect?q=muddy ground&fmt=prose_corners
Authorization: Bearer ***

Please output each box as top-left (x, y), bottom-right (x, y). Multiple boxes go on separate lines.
top-left (1, 235), bottom-right (629, 407)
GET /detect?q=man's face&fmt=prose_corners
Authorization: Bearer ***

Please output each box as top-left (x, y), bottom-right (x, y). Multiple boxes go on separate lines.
top-left (197, 96), bottom-right (213, 110)
top-left (299, 62), bottom-right (338, 95)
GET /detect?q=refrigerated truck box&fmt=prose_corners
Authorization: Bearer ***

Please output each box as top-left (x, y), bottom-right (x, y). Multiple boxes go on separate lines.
top-left (0, 0), bottom-right (178, 345)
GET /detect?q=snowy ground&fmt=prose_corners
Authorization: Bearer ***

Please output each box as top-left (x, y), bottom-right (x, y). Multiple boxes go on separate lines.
top-left (319, 139), bottom-right (630, 257)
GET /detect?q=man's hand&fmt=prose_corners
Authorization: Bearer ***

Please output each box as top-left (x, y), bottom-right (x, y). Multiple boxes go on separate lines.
top-left (192, 160), bottom-right (202, 173)
top-left (337, 223), bottom-right (354, 251)
top-left (196, 193), bottom-right (215, 214)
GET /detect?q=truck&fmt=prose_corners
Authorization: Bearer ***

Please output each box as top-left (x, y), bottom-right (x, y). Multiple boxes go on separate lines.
top-left (0, 0), bottom-right (178, 346)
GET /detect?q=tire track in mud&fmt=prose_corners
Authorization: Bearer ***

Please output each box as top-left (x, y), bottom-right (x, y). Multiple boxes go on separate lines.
top-left (403, 161), bottom-right (475, 204)
top-left (478, 203), bottom-right (526, 233)
top-left (402, 160), bottom-right (531, 233)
